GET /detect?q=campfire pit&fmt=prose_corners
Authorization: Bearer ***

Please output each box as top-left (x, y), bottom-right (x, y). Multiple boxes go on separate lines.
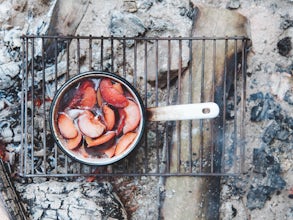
top-left (1, 0), bottom-right (291, 219)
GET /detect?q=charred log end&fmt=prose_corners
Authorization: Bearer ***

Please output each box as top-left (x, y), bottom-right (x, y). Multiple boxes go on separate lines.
top-left (0, 159), bottom-right (28, 219)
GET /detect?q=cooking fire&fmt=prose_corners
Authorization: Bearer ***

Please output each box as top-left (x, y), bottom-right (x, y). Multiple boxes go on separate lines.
top-left (0, 0), bottom-right (292, 219)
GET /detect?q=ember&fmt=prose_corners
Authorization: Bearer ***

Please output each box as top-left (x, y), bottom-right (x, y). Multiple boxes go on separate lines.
top-left (0, 141), bottom-right (6, 160)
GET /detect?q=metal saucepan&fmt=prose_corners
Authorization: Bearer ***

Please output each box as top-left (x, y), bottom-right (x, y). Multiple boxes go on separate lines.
top-left (49, 71), bottom-right (219, 165)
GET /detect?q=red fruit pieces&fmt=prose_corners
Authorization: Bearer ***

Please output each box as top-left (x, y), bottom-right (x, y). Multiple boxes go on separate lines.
top-left (99, 78), bottom-right (129, 108)
top-left (115, 132), bottom-right (137, 156)
top-left (56, 77), bottom-right (143, 161)
top-left (102, 105), bottom-right (115, 130)
top-left (78, 110), bottom-right (105, 138)
top-left (103, 144), bottom-right (116, 158)
top-left (79, 86), bottom-right (96, 109)
top-left (64, 132), bottom-right (82, 150)
top-left (96, 89), bottom-right (103, 107)
top-left (85, 131), bottom-right (116, 147)
top-left (68, 80), bottom-right (96, 109)
top-left (116, 109), bottom-right (126, 135)
top-left (123, 100), bottom-right (141, 134)
top-left (112, 82), bottom-right (124, 94)
top-left (57, 113), bottom-right (78, 139)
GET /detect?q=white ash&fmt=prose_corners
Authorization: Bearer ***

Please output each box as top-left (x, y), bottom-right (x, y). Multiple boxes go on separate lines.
top-left (0, 62), bottom-right (21, 90)
top-left (15, 180), bottom-right (127, 220)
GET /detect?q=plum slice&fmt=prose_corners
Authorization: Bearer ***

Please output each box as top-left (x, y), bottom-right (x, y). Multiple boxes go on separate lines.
top-left (63, 132), bottom-right (82, 150)
top-left (99, 78), bottom-right (129, 108)
top-left (57, 112), bottom-right (78, 139)
top-left (68, 80), bottom-right (97, 109)
top-left (78, 110), bottom-right (106, 138)
top-left (123, 100), bottom-right (141, 134)
top-left (102, 104), bottom-right (115, 131)
top-left (85, 131), bottom-right (116, 147)
top-left (115, 132), bottom-right (137, 156)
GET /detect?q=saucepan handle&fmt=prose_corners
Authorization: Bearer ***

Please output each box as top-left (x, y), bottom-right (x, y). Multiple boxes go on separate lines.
top-left (146, 102), bottom-right (220, 121)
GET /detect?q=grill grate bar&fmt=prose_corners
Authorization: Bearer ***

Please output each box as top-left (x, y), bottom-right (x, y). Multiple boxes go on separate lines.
top-left (30, 37), bottom-right (34, 175)
top-left (221, 39), bottom-right (228, 173)
top-left (21, 35), bottom-right (248, 41)
top-left (41, 37), bottom-right (47, 174)
top-left (210, 39), bottom-right (216, 173)
top-left (19, 35), bottom-right (250, 177)
top-left (240, 39), bottom-right (248, 173)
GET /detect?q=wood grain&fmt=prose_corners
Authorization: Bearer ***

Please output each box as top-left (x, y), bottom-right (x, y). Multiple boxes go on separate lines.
top-left (161, 5), bottom-right (250, 220)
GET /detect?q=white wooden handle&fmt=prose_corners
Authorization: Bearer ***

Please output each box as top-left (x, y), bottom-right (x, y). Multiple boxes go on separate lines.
top-left (146, 102), bottom-right (220, 121)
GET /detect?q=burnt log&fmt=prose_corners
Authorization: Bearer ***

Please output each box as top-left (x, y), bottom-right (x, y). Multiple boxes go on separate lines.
top-left (0, 159), bottom-right (28, 220)
top-left (44, 0), bottom-right (90, 62)
top-left (160, 5), bottom-right (250, 220)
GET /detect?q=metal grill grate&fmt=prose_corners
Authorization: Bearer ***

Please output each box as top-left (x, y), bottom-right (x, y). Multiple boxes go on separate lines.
top-left (19, 35), bottom-right (250, 177)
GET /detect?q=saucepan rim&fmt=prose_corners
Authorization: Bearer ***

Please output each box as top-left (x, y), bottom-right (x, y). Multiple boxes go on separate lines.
top-left (49, 71), bottom-right (146, 166)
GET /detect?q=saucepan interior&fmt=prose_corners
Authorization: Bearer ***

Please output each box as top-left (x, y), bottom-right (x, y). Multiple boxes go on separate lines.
top-left (49, 71), bottom-right (145, 166)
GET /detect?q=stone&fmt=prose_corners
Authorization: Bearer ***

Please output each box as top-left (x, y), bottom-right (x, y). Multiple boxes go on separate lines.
top-left (277, 37), bottom-right (292, 56)
top-left (109, 11), bottom-right (146, 47)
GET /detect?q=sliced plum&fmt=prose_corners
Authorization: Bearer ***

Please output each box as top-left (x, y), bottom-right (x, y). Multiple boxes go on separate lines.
top-left (78, 110), bottom-right (105, 138)
top-left (123, 100), bottom-right (141, 134)
top-left (57, 112), bottom-right (78, 139)
top-left (99, 78), bottom-right (129, 108)
top-left (115, 132), bottom-right (137, 156)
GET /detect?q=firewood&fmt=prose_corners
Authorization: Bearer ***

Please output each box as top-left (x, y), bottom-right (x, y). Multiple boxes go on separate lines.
top-left (44, 0), bottom-right (90, 61)
top-left (160, 5), bottom-right (251, 220)
top-left (0, 160), bottom-right (28, 220)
